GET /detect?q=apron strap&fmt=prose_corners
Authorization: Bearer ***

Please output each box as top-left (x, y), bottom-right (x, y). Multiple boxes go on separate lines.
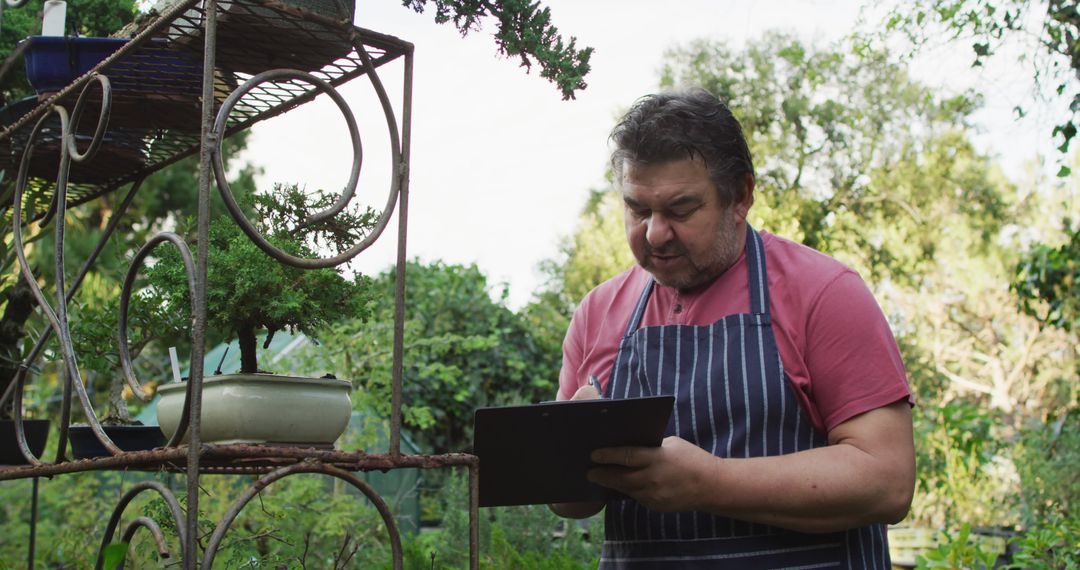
top-left (622, 278), bottom-right (655, 338)
top-left (745, 225), bottom-right (771, 317)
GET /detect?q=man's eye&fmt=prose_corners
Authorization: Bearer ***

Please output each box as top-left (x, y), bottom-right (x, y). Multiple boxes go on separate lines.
top-left (630, 207), bottom-right (650, 219)
top-left (669, 208), bottom-right (696, 220)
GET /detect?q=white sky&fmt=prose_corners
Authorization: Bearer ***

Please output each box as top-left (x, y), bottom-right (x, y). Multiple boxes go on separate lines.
top-left (239, 0), bottom-right (1055, 309)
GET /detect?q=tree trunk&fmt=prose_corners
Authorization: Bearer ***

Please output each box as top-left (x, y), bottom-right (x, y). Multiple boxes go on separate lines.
top-left (0, 274), bottom-right (38, 420)
top-left (103, 370), bottom-right (132, 425)
top-left (238, 323), bottom-right (259, 374)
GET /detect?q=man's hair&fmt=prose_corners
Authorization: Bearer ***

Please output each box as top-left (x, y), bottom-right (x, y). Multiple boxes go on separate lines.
top-left (610, 88), bottom-right (754, 206)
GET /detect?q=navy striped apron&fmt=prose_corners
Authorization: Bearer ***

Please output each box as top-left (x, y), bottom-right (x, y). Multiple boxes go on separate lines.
top-left (599, 226), bottom-right (890, 569)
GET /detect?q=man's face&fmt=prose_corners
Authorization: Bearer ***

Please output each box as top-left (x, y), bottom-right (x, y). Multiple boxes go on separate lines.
top-left (620, 157), bottom-right (750, 291)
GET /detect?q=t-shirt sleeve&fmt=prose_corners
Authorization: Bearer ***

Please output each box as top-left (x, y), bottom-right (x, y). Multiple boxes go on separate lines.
top-left (557, 305), bottom-right (587, 401)
top-left (804, 271), bottom-right (912, 432)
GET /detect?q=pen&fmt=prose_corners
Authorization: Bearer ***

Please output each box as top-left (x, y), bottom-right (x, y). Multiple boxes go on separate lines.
top-left (587, 374), bottom-right (602, 395)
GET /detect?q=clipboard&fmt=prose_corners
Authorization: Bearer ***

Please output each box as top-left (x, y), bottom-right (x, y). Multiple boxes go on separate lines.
top-left (473, 395), bottom-right (675, 507)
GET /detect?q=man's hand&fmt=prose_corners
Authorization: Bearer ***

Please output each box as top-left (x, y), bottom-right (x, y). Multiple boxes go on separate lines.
top-left (570, 382), bottom-right (601, 401)
top-left (582, 401), bottom-right (915, 533)
top-left (588, 436), bottom-right (717, 512)
top-left (548, 381), bottom-right (605, 519)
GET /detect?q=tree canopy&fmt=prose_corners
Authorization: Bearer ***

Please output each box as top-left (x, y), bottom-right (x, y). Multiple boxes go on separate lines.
top-left (874, 1), bottom-right (1080, 372)
top-left (296, 259), bottom-right (560, 455)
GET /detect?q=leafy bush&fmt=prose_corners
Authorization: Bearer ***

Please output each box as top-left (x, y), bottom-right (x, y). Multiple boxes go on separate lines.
top-left (415, 470), bottom-right (603, 569)
top-left (911, 399), bottom-right (1017, 528)
top-left (915, 524), bottom-right (999, 570)
top-left (1006, 411), bottom-right (1079, 570)
top-left (1007, 510), bottom-right (1079, 570)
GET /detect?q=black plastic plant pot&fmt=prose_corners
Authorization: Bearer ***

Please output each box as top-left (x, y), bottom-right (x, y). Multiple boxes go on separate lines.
top-left (69, 424), bottom-right (166, 459)
top-left (0, 419), bottom-right (49, 465)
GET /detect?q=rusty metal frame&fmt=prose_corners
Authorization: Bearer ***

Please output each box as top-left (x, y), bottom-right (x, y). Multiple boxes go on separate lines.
top-left (0, 1), bottom-right (480, 568)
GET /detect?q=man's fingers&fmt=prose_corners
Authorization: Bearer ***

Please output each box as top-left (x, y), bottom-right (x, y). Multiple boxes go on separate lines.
top-left (571, 384), bottom-right (600, 400)
top-left (592, 446), bottom-right (648, 467)
top-left (586, 466), bottom-right (629, 491)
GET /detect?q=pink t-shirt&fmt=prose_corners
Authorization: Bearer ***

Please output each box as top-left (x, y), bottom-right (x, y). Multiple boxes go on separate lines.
top-left (558, 231), bottom-right (911, 434)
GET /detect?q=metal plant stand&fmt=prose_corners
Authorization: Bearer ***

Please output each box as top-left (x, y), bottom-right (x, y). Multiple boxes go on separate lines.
top-left (0, 1), bottom-right (480, 567)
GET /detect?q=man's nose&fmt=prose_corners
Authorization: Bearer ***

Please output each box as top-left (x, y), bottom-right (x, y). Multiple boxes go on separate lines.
top-left (645, 214), bottom-right (673, 247)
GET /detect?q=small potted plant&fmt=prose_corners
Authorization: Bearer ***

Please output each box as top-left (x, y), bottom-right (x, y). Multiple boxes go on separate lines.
top-left (151, 183), bottom-right (374, 447)
top-left (63, 293), bottom-right (181, 459)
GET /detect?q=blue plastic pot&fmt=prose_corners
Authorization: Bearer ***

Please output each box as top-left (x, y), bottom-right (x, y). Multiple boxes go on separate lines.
top-left (22, 36), bottom-right (203, 98)
top-left (23, 36), bottom-right (128, 94)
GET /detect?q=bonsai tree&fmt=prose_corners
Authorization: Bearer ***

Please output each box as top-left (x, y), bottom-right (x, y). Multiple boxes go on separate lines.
top-left (143, 183), bottom-right (375, 375)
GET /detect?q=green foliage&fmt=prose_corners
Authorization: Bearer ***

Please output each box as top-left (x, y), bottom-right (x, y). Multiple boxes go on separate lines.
top-left (915, 524), bottom-right (999, 569)
top-left (876, 0), bottom-right (1079, 155)
top-left (1007, 509), bottom-right (1080, 570)
top-left (1005, 417), bottom-right (1079, 570)
top-left (402, 0), bottom-right (592, 99)
top-left (101, 543), bottom-right (128, 570)
top-left (0, 471), bottom-right (179, 568)
top-left (911, 400), bottom-right (1014, 529)
top-left (659, 33), bottom-right (1004, 286)
top-left (1012, 412), bottom-right (1079, 527)
top-left (65, 287), bottom-right (187, 422)
top-left (143, 183), bottom-right (376, 373)
top-left (0, 468), bottom-right (601, 568)
top-left (875, 1), bottom-right (1080, 337)
top-left (420, 470), bottom-right (603, 569)
top-left (196, 475), bottom-right (393, 568)
top-left (539, 190), bottom-right (635, 312)
top-left (303, 259), bottom-right (560, 455)
top-left (1015, 220), bottom-right (1080, 333)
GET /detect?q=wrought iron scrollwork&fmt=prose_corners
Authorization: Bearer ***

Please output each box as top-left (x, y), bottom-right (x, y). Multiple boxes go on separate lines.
top-left (202, 463), bottom-right (405, 569)
top-left (9, 75), bottom-right (131, 461)
top-left (0, 3), bottom-right (479, 568)
top-left (210, 44), bottom-right (402, 270)
top-left (118, 232), bottom-right (197, 447)
top-left (94, 481), bottom-right (188, 569)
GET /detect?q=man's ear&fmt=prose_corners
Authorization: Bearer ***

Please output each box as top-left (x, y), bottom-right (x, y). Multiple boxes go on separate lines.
top-left (734, 173), bottom-right (755, 219)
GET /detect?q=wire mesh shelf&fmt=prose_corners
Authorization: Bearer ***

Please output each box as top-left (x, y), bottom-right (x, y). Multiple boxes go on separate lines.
top-left (0, 0), bottom-right (408, 221)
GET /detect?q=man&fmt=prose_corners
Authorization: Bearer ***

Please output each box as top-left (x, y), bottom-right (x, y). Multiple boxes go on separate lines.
top-left (550, 89), bottom-right (915, 568)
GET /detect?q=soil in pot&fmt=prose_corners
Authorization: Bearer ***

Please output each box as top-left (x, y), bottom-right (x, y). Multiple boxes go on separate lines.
top-left (0, 419), bottom-right (49, 465)
top-left (69, 421), bottom-right (166, 459)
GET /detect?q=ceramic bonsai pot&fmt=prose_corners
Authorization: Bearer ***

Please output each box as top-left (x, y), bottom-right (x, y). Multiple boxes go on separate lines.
top-left (68, 423), bottom-right (166, 459)
top-left (156, 373), bottom-right (352, 447)
top-left (0, 419), bottom-right (49, 465)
